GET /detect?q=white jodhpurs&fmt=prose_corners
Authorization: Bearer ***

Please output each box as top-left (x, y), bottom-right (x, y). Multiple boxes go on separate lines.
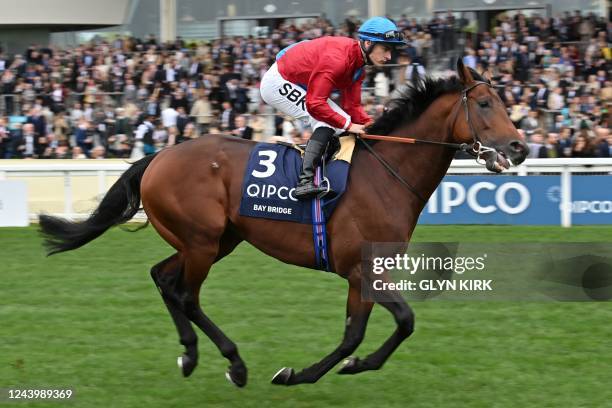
top-left (260, 62), bottom-right (350, 136)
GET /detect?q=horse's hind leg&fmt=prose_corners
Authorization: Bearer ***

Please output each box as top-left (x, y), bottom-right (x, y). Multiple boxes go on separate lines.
top-left (182, 243), bottom-right (248, 387)
top-left (150, 253), bottom-right (199, 377)
top-left (271, 274), bottom-right (373, 385)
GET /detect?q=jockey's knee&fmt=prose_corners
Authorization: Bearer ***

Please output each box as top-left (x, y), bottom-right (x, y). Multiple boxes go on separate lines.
top-left (311, 127), bottom-right (335, 144)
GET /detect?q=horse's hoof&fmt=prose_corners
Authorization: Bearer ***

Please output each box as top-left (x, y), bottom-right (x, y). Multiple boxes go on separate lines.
top-left (337, 356), bottom-right (360, 375)
top-left (271, 367), bottom-right (295, 385)
top-left (177, 354), bottom-right (197, 377)
top-left (225, 363), bottom-right (248, 388)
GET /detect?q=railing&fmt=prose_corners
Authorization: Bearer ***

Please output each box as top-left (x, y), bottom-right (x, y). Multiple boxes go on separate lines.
top-left (0, 160), bottom-right (134, 221)
top-left (2, 158), bottom-right (612, 226)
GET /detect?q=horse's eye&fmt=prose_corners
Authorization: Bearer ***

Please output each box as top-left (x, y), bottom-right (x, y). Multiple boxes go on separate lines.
top-left (478, 100), bottom-right (490, 108)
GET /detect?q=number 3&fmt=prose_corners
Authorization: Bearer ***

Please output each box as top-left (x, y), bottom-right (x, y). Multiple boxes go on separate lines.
top-left (252, 150), bottom-right (277, 178)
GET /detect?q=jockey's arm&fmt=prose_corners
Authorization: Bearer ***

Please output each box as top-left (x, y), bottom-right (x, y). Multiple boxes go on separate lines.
top-left (305, 71), bottom-right (352, 131)
top-left (341, 79), bottom-right (372, 126)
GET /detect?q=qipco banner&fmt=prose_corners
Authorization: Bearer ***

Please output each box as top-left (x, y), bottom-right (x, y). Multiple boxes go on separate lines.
top-left (418, 175), bottom-right (612, 225)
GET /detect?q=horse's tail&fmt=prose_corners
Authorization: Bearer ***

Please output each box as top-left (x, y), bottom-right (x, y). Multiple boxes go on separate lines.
top-left (39, 154), bottom-right (157, 255)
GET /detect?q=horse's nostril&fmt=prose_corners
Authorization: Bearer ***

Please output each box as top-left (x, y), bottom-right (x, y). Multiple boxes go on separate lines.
top-left (509, 140), bottom-right (527, 153)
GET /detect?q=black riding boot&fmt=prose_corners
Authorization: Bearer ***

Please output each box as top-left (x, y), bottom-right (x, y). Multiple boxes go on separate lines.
top-left (295, 127), bottom-right (335, 200)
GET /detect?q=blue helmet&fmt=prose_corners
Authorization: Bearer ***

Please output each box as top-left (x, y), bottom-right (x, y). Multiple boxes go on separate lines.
top-left (358, 17), bottom-right (405, 45)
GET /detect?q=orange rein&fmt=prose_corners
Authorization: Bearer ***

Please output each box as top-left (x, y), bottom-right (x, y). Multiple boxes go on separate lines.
top-left (358, 133), bottom-right (471, 152)
top-left (360, 134), bottom-right (418, 144)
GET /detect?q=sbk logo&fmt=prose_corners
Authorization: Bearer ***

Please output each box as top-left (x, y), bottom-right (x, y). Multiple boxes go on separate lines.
top-left (278, 83), bottom-right (307, 111)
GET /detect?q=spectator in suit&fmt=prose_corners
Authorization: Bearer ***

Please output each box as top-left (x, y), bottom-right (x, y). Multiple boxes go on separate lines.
top-left (531, 81), bottom-right (550, 110)
top-left (557, 127), bottom-right (574, 157)
top-left (594, 126), bottom-right (611, 157)
top-left (538, 132), bottom-right (563, 158)
top-left (19, 123), bottom-right (36, 158)
top-left (231, 115), bottom-right (253, 140)
top-left (75, 118), bottom-right (92, 157)
top-left (219, 64), bottom-right (241, 102)
top-left (520, 110), bottom-right (541, 134)
top-left (527, 130), bottom-right (544, 158)
top-left (219, 101), bottom-right (236, 132)
top-left (175, 106), bottom-right (191, 137)
top-left (144, 95), bottom-right (161, 118)
top-left (26, 107), bottom-right (46, 140)
top-left (170, 88), bottom-right (189, 111)
top-left (229, 80), bottom-right (249, 114)
top-left (1, 69), bottom-right (16, 116)
top-left (514, 44), bottom-right (530, 82)
top-left (188, 56), bottom-right (204, 79)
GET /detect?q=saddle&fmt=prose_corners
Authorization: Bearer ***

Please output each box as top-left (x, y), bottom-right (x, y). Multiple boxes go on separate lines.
top-left (278, 134), bottom-right (356, 189)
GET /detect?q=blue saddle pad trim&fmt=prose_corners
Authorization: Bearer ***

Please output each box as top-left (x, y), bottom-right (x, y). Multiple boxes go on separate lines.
top-left (312, 167), bottom-right (331, 271)
top-left (239, 143), bottom-right (350, 224)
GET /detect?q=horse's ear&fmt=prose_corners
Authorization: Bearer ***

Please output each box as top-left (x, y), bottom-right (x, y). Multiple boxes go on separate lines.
top-left (456, 57), bottom-right (474, 85)
top-left (481, 70), bottom-right (489, 82)
top-left (481, 70), bottom-right (492, 84)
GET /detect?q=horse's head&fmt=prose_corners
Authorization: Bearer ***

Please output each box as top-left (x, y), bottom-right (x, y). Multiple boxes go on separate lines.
top-left (451, 59), bottom-right (529, 172)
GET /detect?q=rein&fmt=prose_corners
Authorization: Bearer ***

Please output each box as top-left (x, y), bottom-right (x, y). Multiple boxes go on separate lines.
top-left (359, 133), bottom-right (471, 152)
top-left (357, 136), bottom-right (427, 203)
top-left (358, 80), bottom-right (496, 202)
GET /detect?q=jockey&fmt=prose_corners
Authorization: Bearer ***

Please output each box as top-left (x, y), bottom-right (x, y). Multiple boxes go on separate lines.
top-left (260, 17), bottom-right (406, 199)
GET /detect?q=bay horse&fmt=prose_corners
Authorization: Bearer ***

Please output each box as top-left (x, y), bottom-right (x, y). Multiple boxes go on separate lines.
top-left (39, 60), bottom-right (528, 387)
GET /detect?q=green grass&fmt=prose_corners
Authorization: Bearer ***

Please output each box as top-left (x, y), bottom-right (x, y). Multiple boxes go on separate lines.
top-left (1, 226), bottom-right (612, 408)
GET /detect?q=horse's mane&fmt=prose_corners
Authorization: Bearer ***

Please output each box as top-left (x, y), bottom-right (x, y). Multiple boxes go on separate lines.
top-left (366, 69), bottom-right (486, 136)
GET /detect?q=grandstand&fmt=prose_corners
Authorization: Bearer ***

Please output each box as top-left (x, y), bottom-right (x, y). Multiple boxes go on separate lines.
top-left (0, 1), bottom-right (608, 158)
top-left (0, 0), bottom-right (610, 226)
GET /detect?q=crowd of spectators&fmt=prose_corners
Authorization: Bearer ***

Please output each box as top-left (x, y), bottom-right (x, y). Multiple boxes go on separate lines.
top-left (0, 10), bottom-right (609, 160)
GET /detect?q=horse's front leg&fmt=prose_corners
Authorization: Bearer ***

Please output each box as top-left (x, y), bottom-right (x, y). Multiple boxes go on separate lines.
top-left (337, 285), bottom-right (414, 375)
top-left (271, 272), bottom-right (373, 385)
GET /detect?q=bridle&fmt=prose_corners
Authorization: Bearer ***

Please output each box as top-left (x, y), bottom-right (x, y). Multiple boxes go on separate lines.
top-left (358, 80), bottom-right (499, 202)
top-left (456, 80), bottom-right (498, 164)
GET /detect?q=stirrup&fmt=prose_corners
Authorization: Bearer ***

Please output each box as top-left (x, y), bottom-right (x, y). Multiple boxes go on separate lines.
top-left (295, 177), bottom-right (334, 200)
top-left (317, 177), bottom-right (331, 198)
top-left (295, 182), bottom-right (327, 199)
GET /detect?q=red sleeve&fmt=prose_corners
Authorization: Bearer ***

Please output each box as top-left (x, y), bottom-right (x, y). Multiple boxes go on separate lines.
top-left (341, 76), bottom-right (371, 125)
top-left (305, 62), bottom-right (352, 130)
